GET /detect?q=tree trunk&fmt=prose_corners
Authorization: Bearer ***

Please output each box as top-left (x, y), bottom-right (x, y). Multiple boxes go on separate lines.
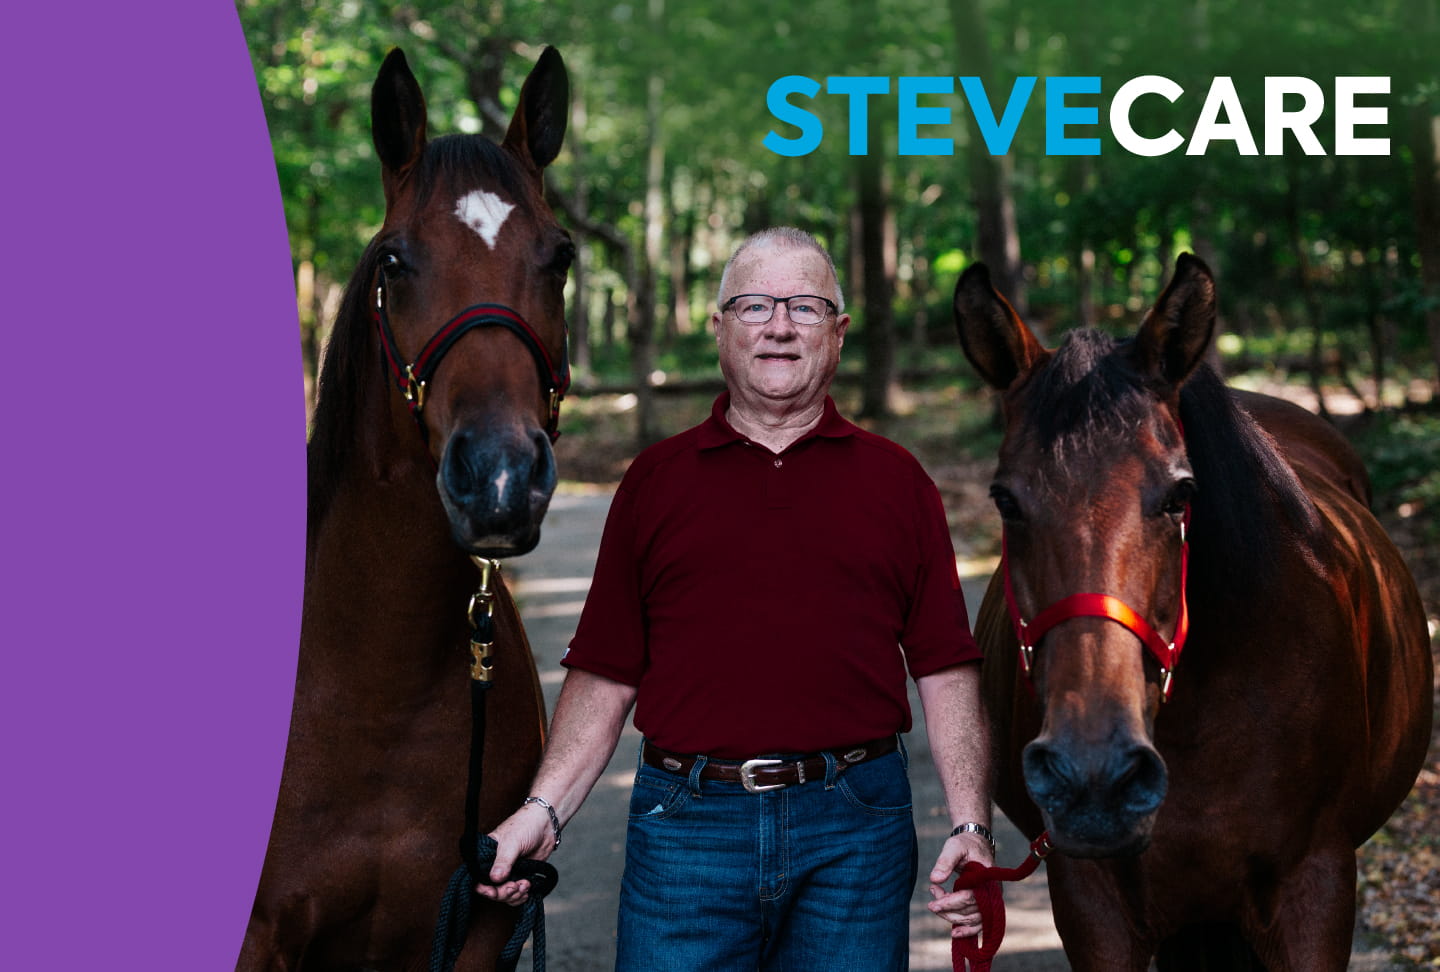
top-left (631, 0), bottom-right (666, 445)
top-left (669, 182), bottom-right (695, 337)
top-left (601, 288), bottom-right (617, 351)
top-left (1284, 167), bottom-right (1331, 421)
top-left (566, 79), bottom-right (592, 375)
top-left (1410, 104), bottom-right (1440, 396)
top-left (857, 142), bottom-right (899, 418)
top-left (949, 0), bottom-right (1026, 316)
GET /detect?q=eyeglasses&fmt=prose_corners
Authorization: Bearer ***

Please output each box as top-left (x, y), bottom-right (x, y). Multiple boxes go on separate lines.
top-left (720, 294), bottom-right (837, 326)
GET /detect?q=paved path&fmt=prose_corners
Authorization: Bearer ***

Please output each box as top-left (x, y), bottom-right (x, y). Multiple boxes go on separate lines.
top-left (504, 487), bottom-right (1068, 970)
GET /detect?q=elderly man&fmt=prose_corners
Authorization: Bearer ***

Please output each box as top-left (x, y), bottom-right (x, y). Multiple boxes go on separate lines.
top-left (479, 227), bottom-right (993, 970)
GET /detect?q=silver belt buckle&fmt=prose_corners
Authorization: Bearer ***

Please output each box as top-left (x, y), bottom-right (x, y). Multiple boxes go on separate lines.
top-left (739, 758), bottom-right (786, 793)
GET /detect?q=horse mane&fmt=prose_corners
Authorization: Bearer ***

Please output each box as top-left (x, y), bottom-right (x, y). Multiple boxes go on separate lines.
top-left (305, 239), bottom-right (382, 535)
top-left (1023, 329), bottom-right (1322, 598)
top-left (304, 134), bottom-right (536, 535)
top-left (1176, 364), bottom-right (1324, 598)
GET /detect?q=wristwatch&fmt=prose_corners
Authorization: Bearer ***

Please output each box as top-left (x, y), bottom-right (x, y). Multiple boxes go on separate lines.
top-left (523, 795), bottom-right (562, 849)
top-left (949, 821), bottom-right (996, 852)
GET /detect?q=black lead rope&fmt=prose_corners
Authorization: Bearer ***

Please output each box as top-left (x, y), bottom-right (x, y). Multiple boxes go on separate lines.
top-left (429, 560), bottom-right (559, 972)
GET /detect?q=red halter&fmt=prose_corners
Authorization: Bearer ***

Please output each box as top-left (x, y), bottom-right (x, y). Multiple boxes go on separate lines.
top-left (1000, 508), bottom-right (1191, 701)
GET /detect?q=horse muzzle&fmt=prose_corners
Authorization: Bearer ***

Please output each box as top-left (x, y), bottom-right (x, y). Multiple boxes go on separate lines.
top-left (1021, 734), bottom-right (1168, 858)
top-left (437, 425), bottom-right (557, 557)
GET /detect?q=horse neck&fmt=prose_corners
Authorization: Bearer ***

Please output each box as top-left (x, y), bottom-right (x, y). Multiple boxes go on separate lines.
top-left (301, 358), bottom-right (477, 694)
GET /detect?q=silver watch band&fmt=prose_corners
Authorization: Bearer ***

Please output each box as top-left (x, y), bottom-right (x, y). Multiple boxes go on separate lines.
top-left (949, 821), bottom-right (996, 851)
top-left (523, 795), bottom-right (562, 849)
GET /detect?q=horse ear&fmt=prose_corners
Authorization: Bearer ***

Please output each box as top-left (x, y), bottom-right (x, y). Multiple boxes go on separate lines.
top-left (1135, 253), bottom-right (1217, 388)
top-left (371, 48), bottom-right (428, 183)
top-left (953, 262), bottom-right (1046, 390)
top-left (503, 46), bottom-right (568, 171)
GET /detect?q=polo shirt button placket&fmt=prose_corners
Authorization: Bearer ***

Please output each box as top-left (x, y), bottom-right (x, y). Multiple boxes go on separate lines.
top-left (773, 458), bottom-right (783, 468)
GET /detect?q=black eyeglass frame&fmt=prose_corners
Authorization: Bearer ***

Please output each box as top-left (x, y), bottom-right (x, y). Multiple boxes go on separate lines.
top-left (719, 293), bottom-right (839, 326)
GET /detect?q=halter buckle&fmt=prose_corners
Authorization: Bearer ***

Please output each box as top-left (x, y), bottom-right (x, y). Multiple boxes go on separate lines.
top-left (547, 387), bottom-right (563, 439)
top-left (403, 365), bottom-right (426, 412)
top-left (469, 638), bottom-right (494, 683)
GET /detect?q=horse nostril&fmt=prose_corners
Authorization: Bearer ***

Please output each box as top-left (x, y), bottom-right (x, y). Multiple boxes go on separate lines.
top-left (1114, 745), bottom-right (1168, 815)
top-left (531, 430), bottom-right (556, 486)
top-left (1022, 741), bottom-right (1079, 810)
top-left (441, 429), bottom-right (484, 503)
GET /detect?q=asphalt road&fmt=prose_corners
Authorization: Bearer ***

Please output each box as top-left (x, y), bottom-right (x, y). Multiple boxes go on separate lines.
top-left (503, 488), bottom-right (1069, 971)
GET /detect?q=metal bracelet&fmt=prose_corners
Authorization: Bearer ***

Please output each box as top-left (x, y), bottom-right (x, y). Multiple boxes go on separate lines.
top-left (524, 795), bottom-right (562, 849)
top-left (949, 821), bottom-right (996, 852)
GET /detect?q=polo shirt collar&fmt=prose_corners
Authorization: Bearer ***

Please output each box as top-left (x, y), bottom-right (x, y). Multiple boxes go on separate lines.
top-left (697, 391), bottom-right (856, 450)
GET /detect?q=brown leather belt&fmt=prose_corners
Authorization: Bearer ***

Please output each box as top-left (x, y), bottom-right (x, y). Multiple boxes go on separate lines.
top-left (642, 737), bottom-right (898, 794)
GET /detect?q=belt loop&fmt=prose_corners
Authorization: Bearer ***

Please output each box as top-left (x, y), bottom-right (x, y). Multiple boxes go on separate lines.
top-left (686, 755), bottom-right (708, 796)
top-left (896, 733), bottom-right (909, 770)
top-left (822, 750), bottom-right (839, 790)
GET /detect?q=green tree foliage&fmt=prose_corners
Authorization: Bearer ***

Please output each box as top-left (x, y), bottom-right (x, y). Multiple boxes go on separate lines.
top-left (239, 0), bottom-right (1440, 423)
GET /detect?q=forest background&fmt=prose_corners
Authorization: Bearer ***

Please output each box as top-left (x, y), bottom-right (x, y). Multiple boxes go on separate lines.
top-left (239, 0), bottom-right (1439, 964)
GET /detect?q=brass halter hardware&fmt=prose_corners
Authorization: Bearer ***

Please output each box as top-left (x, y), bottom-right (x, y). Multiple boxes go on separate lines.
top-left (467, 557), bottom-right (501, 682)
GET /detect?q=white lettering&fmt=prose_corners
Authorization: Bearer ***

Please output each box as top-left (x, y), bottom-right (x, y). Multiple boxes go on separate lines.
top-left (1188, 77), bottom-right (1258, 156)
top-left (1264, 77), bottom-right (1326, 155)
top-left (1335, 76), bottom-right (1390, 156)
top-left (1111, 76), bottom-right (1185, 157)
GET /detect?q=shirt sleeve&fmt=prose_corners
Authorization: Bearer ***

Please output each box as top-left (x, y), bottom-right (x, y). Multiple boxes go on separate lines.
top-left (899, 473), bottom-right (982, 678)
top-left (561, 482), bottom-right (648, 686)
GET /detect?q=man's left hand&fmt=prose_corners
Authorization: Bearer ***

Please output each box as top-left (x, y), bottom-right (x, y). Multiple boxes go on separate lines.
top-left (926, 831), bottom-right (994, 939)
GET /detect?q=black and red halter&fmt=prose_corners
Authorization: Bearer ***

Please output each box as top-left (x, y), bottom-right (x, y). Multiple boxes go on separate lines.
top-left (372, 266), bottom-right (571, 444)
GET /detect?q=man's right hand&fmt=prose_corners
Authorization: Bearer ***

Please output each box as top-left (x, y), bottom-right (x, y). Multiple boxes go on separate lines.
top-left (474, 802), bottom-right (555, 906)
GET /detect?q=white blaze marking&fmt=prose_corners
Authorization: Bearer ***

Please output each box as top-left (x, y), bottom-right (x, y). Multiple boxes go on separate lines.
top-left (454, 189), bottom-right (515, 248)
top-left (492, 469), bottom-right (511, 509)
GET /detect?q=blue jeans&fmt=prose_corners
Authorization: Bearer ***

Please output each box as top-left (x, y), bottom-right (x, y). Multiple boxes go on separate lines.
top-left (616, 740), bottom-right (918, 972)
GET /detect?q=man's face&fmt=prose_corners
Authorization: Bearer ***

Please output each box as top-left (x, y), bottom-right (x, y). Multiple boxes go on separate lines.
top-left (712, 246), bottom-right (850, 413)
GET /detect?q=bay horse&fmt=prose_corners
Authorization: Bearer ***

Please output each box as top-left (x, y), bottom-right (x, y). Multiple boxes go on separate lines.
top-left (952, 254), bottom-right (1432, 970)
top-left (240, 46), bottom-right (571, 971)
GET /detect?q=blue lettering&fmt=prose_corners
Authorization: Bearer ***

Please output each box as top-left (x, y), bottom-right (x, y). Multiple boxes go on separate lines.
top-left (1046, 76), bottom-right (1101, 155)
top-left (763, 75), bottom-right (824, 156)
top-left (898, 77), bottom-right (954, 155)
top-left (826, 76), bottom-right (890, 155)
top-left (959, 76), bottom-right (1036, 155)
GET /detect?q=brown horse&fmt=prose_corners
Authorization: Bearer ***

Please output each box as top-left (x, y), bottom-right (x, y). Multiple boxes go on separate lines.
top-left (953, 254), bottom-right (1432, 970)
top-left (240, 46), bottom-right (571, 971)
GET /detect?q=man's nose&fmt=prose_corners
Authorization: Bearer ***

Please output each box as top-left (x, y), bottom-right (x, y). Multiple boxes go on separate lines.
top-left (763, 306), bottom-right (801, 334)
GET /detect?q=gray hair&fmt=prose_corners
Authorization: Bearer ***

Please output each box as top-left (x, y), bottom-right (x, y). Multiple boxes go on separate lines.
top-left (717, 227), bottom-right (845, 313)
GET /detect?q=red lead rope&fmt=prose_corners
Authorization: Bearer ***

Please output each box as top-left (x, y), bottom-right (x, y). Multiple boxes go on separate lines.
top-left (950, 832), bottom-right (1054, 972)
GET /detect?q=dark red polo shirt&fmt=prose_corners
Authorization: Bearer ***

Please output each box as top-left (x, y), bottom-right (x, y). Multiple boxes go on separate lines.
top-left (562, 393), bottom-right (980, 758)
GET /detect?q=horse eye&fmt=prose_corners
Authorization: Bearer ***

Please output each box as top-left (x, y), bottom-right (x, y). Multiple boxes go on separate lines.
top-left (1163, 478), bottom-right (1196, 518)
top-left (990, 484), bottom-right (1024, 522)
top-left (379, 251), bottom-right (405, 273)
top-left (547, 239), bottom-right (576, 275)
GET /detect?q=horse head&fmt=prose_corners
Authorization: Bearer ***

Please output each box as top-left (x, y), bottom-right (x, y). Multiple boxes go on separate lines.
top-left (954, 254), bottom-right (1219, 857)
top-left (368, 47), bottom-right (571, 557)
